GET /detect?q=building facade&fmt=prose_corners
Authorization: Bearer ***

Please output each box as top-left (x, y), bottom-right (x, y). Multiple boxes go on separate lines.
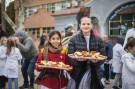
top-left (14, 0), bottom-right (89, 38)
top-left (54, 0), bottom-right (135, 36)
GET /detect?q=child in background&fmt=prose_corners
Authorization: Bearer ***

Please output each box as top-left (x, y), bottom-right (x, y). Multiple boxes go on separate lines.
top-left (4, 37), bottom-right (22, 89)
top-left (0, 37), bottom-right (7, 89)
top-left (122, 37), bottom-right (135, 89)
top-left (112, 36), bottom-right (126, 89)
top-left (36, 31), bottom-right (69, 89)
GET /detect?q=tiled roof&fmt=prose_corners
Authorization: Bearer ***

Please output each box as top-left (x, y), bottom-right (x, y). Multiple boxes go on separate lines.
top-left (52, 8), bottom-right (80, 16)
top-left (24, 0), bottom-right (66, 7)
top-left (24, 8), bottom-right (54, 28)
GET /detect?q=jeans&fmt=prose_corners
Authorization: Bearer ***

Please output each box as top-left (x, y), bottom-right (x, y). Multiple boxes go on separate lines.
top-left (113, 73), bottom-right (122, 86)
top-left (21, 56), bottom-right (37, 86)
top-left (0, 76), bottom-right (7, 88)
top-left (8, 78), bottom-right (18, 89)
top-left (104, 63), bottom-right (110, 80)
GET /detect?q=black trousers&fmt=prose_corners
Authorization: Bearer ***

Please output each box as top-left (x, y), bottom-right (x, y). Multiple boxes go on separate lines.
top-left (0, 76), bottom-right (7, 88)
top-left (104, 63), bottom-right (110, 80)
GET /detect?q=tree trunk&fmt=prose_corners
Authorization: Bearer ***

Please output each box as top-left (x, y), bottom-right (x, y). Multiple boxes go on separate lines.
top-left (1, 0), bottom-right (5, 31)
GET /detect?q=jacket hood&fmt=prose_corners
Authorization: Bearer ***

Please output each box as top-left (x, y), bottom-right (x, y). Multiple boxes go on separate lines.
top-left (14, 29), bottom-right (29, 39)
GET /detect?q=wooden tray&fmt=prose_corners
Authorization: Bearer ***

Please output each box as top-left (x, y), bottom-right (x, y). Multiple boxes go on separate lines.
top-left (37, 64), bottom-right (73, 70)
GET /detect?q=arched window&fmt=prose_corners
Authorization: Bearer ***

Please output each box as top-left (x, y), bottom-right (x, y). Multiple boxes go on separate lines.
top-left (109, 3), bottom-right (135, 36)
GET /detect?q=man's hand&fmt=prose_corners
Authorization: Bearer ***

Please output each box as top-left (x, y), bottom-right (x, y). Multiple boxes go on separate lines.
top-left (90, 59), bottom-right (100, 63)
top-left (76, 58), bottom-right (86, 61)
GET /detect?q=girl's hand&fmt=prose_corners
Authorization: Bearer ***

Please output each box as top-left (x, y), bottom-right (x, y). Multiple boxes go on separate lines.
top-left (90, 59), bottom-right (100, 63)
top-left (76, 58), bottom-right (86, 61)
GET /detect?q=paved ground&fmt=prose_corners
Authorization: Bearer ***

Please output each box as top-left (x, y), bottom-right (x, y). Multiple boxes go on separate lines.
top-left (5, 65), bottom-right (113, 89)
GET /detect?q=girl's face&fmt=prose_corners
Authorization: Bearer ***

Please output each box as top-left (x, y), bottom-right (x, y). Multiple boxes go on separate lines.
top-left (1, 37), bottom-right (7, 45)
top-left (49, 34), bottom-right (61, 48)
top-left (128, 46), bottom-right (135, 54)
top-left (80, 17), bottom-right (93, 35)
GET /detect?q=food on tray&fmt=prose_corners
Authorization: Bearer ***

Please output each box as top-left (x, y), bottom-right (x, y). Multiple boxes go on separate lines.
top-left (40, 60), bottom-right (72, 69)
top-left (71, 51), bottom-right (106, 59)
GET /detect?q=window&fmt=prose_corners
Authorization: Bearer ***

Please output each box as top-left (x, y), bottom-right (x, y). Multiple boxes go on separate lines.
top-left (109, 13), bottom-right (134, 36)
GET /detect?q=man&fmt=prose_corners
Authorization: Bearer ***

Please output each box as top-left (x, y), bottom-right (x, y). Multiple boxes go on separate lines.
top-left (123, 22), bottom-right (135, 48)
top-left (14, 29), bottom-right (38, 89)
top-left (102, 35), bottom-right (113, 84)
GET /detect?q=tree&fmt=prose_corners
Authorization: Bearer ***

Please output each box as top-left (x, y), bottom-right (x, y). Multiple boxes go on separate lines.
top-left (5, 1), bottom-right (15, 35)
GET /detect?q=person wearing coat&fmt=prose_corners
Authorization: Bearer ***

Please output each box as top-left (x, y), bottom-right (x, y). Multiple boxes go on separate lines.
top-left (0, 37), bottom-right (7, 89)
top-left (122, 37), bottom-right (135, 89)
top-left (123, 22), bottom-right (135, 48)
top-left (14, 29), bottom-right (39, 89)
top-left (68, 16), bottom-right (105, 89)
top-left (4, 37), bottom-right (22, 89)
top-left (112, 36), bottom-right (126, 89)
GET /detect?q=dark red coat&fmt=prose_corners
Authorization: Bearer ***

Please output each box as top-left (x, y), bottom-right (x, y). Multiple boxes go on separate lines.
top-left (36, 48), bottom-right (68, 89)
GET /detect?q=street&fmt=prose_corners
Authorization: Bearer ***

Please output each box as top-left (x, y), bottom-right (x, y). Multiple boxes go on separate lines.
top-left (5, 65), bottom-right (113, 89)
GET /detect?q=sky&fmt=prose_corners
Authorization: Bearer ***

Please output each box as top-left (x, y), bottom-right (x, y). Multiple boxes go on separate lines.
top-left (6, 0), bottom-right (14, 6)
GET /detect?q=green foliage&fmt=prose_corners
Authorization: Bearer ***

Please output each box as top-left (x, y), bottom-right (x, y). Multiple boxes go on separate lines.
top-left (5, 1), bottom-right (15, 35)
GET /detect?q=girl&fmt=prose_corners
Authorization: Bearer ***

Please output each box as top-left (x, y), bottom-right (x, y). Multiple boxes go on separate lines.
top-left (0, 37), bottom-right (8, 89)
top-left (4, 37), bottom-right (22, 89)
top-left (36, 31), bottom-right (69, 89)
top-left (122, 37), bottom-right (135, 89)
top-left (112, 36), bottom-right (126, 89)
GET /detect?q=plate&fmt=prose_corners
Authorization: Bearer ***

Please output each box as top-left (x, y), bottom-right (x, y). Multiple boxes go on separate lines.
top-left (36, 64), bottom-right (73, 70)
top-left (68, 54), bottom-right (107, 60)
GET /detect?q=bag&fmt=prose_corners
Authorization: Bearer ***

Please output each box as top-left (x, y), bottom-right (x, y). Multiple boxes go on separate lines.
top-left (63, 70), bottom-right (76, 89)
top-left (35, 69), bottom-right (47, 84)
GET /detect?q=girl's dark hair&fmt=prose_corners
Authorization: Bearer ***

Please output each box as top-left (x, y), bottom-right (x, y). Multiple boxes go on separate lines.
top-left (79, 16), bottom-right (92, 24)
top-left (48, 30), bottom-right (61, 45)
top-left (124, 37), bottom-right (135, 51)
top-left (6, 37), bottom-right (16, 56)
top-left (116, 36), bottom-right (125, 46)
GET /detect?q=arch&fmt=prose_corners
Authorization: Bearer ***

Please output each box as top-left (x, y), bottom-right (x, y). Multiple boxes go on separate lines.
top-left (105, 1), bottom-right (135, 36)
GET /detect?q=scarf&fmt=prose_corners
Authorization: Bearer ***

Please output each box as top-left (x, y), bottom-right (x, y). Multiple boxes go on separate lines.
top-left (43, 44), bottom-right (62, 60)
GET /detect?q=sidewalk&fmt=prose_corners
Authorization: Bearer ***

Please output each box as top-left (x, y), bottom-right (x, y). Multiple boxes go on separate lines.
top-left (6, 65), bottom-right (113, 89)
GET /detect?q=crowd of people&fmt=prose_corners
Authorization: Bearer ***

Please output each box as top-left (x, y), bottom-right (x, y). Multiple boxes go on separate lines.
top-left (0, 16), bottom-right (135, 89)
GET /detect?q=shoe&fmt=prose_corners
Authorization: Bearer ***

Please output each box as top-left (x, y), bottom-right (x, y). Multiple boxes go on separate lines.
top-left (29, 86), bottom-right (34, 89)
top-left (19, 84), bottom-right (29, 89)
top-left (112, 86), bottom-right (120, 89)
top-left (119, 85), bottom-right (122, 88)
top-left (104, 80), bottom-right (110, 84)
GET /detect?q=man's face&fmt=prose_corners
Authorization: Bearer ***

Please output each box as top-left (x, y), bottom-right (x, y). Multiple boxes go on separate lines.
top-left (16, 36), bottom-right (23, 42)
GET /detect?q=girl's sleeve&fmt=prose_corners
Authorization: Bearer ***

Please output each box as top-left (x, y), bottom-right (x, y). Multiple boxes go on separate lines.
top-left (36, 52), bottom-right (44, 71)
top-left (17, 48), bottom-right (22, 60)
top-left (124, 58), bottom-right (135, 73)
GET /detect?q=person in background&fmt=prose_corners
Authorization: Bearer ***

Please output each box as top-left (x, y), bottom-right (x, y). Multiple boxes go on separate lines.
top-left (38, 33), bottom-right (47, 50)
top-left (35, 31), bottom-right (69, 89)
top-left (68, 16), bottom-right (105, 89)
top-left (122, 37), bottom-right (135, 89)
top-left (14, 29), bottom-right (39, 89)
top-left (123, 22), bottom-right (135, 48)
top-left (4, 37), bottom-right (22, 89)
top-left (0, 24), bottom-right (9, 39)
top-left (112, 36), bottom-right (126, 89)
top-left (62, 29), bottom-right (76, 48)
top-left (102, 35), bottom-right (113, 84)
top-left (0, 37), bottom-right (8, 89)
